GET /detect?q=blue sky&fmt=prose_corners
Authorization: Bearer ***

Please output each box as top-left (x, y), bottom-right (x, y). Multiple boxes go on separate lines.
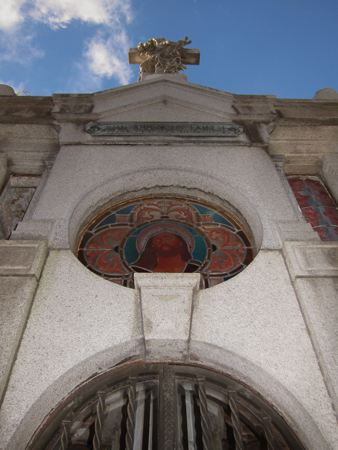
top-left (0, 0), bottom-right (337, 98)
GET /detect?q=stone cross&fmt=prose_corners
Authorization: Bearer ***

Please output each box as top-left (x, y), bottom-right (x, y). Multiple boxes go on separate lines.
top-left (128, 37), bottom-right (200, 78)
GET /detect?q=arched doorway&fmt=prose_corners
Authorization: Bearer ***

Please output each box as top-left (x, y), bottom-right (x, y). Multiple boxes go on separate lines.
top-left (30, 364), bottom-right (306, 449)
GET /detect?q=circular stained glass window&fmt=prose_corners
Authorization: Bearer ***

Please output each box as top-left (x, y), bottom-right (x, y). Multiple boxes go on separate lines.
top-left (75, 196), bottom-right (255, 288)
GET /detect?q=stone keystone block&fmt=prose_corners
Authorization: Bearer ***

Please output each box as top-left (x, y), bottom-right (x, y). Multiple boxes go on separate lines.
top-left (134, 273), bottom-right (200, 362)
top-left (0, 240), bottom-right (47, 279)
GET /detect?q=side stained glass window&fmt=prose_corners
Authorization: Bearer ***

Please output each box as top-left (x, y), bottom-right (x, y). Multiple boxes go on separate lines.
top-left (287, 176), bottom-right (338, 241)
top-left (76, 196), bottom-right (255, 289)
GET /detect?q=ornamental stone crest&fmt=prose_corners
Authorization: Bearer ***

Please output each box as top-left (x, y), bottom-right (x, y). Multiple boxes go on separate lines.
top-left (128, 37), bottom-right (200, 80)
top-left (137, 36), bottom-right (191, 74)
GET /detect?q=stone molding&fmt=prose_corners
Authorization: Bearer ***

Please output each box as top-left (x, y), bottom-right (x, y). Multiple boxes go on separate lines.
top-left (11, 220), bottom-right (55, 245)
top-left (321, 153), bottom-right (338, 204)
top-left (283, 241), bottom-right (338, 281)
top-left (0, 240), bottom-right (47, 406)
top-left (276, 221), bottom-right (319, 244)
top-left (0, 240), bottom-right (47, 278)
top-left (283, 241), bottom-right (338, 416)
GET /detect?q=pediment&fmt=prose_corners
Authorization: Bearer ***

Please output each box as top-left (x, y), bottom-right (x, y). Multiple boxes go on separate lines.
top-left (53, 76), bottom-right (277, 146)
top-left (92, 77), bottom-right (236, 122)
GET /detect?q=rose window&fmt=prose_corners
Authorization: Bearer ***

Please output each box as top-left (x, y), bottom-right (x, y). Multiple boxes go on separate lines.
top-left (76, 196), bottom-right (255, 289)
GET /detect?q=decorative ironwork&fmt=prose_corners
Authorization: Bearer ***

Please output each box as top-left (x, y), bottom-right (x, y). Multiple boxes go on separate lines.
top-left (60, 419), bottom-right (71, 450)
top-left (162, 365), bottom-right (175, 450)
top-left (197, 377), bottom-right (212, 450)
top-left (86, 121), bottom-right (244, 137)
top-left (126, 378), bottom-right (136, 450)
top-left (229, 390), bottom-right (245, 450)
top-left (76, 195), bottom-right (255, 289)
top-left (31, 364), bottom-right (306, 450)
top-left (93, 390), bottom-right (106, 450)
top-left (262, 415), bottom-right (276, 450)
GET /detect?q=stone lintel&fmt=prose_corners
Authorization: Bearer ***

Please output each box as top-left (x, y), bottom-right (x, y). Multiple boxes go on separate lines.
top-left (11, 220), bottom-right (55, 245)
top-left (276, 221), bottom-right (320, 244)
top-left (128, 48), bottom-right (200, 65)
top-left (134, 273), bottom-right (200, 361)
top-left (283, 241), bottom-right (338, 281)
top-left (0, 240), bottom-right (47, 279)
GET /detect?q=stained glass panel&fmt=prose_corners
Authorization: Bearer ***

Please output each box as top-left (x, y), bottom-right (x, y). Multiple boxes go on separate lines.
top-left (287, 176), bottom-right (338, 241)
top-left (76, 196), bottom-right (255, 289)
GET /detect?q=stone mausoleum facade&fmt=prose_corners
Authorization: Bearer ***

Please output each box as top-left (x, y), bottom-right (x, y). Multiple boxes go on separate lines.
top-left (0, 57), bottom-right (338, 449)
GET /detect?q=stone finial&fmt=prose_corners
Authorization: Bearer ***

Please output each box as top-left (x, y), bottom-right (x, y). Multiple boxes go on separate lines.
top-left (313, 88), bottom-right (338, 100)
top-left (0, 84), bottom-right (15, 96)
top-left (128, 37), bottom-right (200, 81)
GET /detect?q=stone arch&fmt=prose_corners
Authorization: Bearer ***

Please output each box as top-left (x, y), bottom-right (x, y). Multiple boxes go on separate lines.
top-left (6, 341), bottom-right (328, 450)
top-left (68, 167), bottom-right (263, 252)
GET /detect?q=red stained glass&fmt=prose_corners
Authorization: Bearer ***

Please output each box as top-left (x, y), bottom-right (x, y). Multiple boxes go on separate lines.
top-left (323, 207), bottom-right (338, 225)
top-left (301, 207), bottom-right (322, 227)
top-left (287, 176), bottom-right (338, 241)
top-left (76, 196), bottom-right (255, 289)
top-left (314, 226), bottom-right (338, 241)
top-left (293, 191), bottom-right (312, 208)
top-left (305, 179), bottom-right (327, 193)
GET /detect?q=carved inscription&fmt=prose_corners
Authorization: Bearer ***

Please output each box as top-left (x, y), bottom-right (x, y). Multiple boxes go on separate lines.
top-left (86, 122), bottom-right (243, 137)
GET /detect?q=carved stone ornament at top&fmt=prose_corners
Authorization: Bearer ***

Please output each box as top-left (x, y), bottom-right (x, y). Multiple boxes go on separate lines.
top-left (137, 36), bottom-right (192, 74)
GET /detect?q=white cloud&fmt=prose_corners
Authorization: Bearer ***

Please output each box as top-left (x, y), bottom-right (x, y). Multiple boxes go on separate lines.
top-left (0, 30), bottom-right (44, 64)
top-left (0, 0), bottom-right (26, 30)
top-left (0, 0), bottom-right (132, 31)
top-left (85, 31), bottom-right (132, 85)
top-left (67, 29), bottom-right (133, 92)
top-left (0, 0), bottom-right (134, 90)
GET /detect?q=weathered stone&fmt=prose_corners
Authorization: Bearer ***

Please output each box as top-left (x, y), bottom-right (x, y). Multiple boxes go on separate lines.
top-left (135, 273), bottom-right (199, 361)
top-left (321, 153), bottom-right (338, 203)
top-left (0, 177), bottom-right (37, 238)
top-left (0, 250), bottom-right (144, 450)
top-left (0, 154), bottom-right (7, 192)
top-left (0, 277), bottom-right (37, 401)
top-left (1, 64), bottom-right (338, 450)
top-left (283, 241), bottom-right (338, 281)
top-left (294, 277), bottom-right (338, 415)
top-left (190, 250), bottom-right (338, 450)
top-left (313, 87), bottom-right (338, 100)
top-left (276, 221), bottom-right (320, 243)
top-left (0, 241), bottom-right (47, 278)
top-left (0, 85), bottom-right (15, 96)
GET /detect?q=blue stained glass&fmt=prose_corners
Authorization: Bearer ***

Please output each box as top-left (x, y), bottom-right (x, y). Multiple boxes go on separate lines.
top-left (192, 236), bottom-right (207, 262)
top-left (192, 204), bottom-right (214, 215)
top-left (124, 236), bottom-right (139, 264)
top-left (212, 213), bottom-right (234, 227)
top-left (116, 204), bottom-right (136, 215)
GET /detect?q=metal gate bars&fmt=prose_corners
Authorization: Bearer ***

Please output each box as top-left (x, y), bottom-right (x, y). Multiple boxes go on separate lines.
top-left (30, 364), bottom-right (306, 450)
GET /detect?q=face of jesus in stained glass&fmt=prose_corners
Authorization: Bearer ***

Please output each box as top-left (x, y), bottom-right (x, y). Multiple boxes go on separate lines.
top-left (131, 231), bottom-right (200, 273)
